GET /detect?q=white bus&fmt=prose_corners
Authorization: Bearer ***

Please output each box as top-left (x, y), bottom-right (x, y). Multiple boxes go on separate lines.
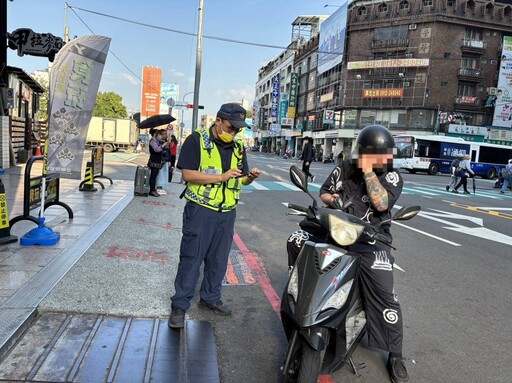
top-left (393, 135), bottom-right (512, 178)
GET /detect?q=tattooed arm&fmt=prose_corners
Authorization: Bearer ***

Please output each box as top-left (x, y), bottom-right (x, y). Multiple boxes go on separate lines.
top-left (363, 172), bottom-right (389, 211)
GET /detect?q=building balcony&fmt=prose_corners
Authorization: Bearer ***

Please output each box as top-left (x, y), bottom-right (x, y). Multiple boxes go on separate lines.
top-left (454, 96), bottom-right (483, 112)
top-left (460, 39), bottom-right (487, 54)
top-left (457, 67), bottom-right (483, 82)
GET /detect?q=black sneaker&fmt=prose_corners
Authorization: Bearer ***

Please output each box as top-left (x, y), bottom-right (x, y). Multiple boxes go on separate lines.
top-left (387, 357), bottom-right (409, 383)
top-left (198, 299), bottom-right (232, 316)
top-left (452, 189), bottom-right (459, 194)
top-left (168, 307), bottom-right (186, 328)
top-left (463, 191), bottom-right (471, 194)
top-left (445, 185), bottom-right (450, 191)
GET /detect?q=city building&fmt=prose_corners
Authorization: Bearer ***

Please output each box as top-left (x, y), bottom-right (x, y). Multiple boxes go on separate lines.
top-left (254, 16), bottom-right (328, 156)
top-left (254, 0), bottom-right (512, 160)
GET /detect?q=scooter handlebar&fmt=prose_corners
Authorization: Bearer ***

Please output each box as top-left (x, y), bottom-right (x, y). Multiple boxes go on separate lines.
top-left (287, 203), bottom-right (309, 213)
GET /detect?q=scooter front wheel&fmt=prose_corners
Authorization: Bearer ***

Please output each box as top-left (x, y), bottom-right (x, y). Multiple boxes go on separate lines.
top-left (284, 343), bottom-right (322, 383)
top-left (297, 345), bottom-right (322, 383)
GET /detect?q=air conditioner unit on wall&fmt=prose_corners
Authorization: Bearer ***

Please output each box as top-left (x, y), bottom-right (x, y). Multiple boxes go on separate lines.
top-left (408, 24), bottom-right (417, 30)
top-left (405, 53), bottom-right (413, 58)
top-left (487, 87), bottom-right (497, 95)
top-left (403, 81), bottom-right (411, 87)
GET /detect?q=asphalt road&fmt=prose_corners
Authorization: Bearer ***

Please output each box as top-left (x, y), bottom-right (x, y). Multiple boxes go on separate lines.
top-left (104, 150), bottom-right (512, 383)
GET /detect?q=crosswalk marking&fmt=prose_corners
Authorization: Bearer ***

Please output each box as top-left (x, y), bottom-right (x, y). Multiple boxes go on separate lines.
top-left (275, 182), bottom-right (300, 191)
top-left (249, 181), bottom-right (269, 190)
top-left (242, 181), bottom-right (509, 200)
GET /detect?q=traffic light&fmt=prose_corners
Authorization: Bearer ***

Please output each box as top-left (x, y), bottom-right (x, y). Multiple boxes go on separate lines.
top-left (187, 104), bottom-right (204, 109)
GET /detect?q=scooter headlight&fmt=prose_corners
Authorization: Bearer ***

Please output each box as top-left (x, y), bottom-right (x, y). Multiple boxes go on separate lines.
top-left (287, 267), bottom-right (299, 301)
top-left (329, 215), bottom-right (364, 246)
top-left (321, 279), bottom-right (354, 311)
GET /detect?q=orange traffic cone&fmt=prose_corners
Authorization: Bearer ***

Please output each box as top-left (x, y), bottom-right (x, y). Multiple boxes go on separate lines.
top-left (35, 145), bottom-right (41, 156)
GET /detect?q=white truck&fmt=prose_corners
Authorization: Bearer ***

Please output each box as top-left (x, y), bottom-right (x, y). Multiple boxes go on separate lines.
top-left (86, 117), bottom-right (139, 152)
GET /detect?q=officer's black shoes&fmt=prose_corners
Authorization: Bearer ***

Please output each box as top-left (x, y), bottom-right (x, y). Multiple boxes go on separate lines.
top-left (198, 299), bottom-right (232, 316)
top-left (446, 185), bottom-right (450, 191)
top-left (387, 357), bottom-right (409, 383)
top-left (168, 307), bottom-right (186, 328)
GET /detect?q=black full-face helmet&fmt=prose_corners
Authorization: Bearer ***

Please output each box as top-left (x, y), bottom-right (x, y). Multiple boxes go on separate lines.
top-left (355, 124), bottom-right (395, 155)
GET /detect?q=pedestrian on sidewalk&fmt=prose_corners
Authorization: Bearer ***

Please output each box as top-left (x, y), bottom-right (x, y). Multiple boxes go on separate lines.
top-left (446, 155), bottom-right (463, 192)
top-left (453, 154), bottom-right (474, 194)
top-left (147, 128), bottom-right (169, 197)
top-left (168, 103), bottom-right (261, 329)
top-left (156, 129), bottom-right (170, 193)
top-left (302, 137), bottom-right (316, 182)
top-left (168, 135), bottom-right (178, 182)
top-left (500, 159), bottom-right (512, 194)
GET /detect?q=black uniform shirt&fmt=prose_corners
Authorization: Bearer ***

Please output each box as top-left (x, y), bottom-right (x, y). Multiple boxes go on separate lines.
top-left (319, 160), bottom-right (403, 234)
top-left (177, 128), bottom-right (249, 174)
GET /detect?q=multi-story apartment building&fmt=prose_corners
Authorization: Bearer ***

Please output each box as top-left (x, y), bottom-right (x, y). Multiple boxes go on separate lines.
top-left (255, 0), bottom-right (512, 160)
top-left (254, 16), bottom-right (327, 156)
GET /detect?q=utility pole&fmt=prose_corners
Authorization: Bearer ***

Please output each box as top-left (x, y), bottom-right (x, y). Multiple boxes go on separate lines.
top-left (1, 0), bottom-right (8, 116)
top-left (63, 2), bottom-right (70, 43)
top-left (434, 104), bottom-right (441, 135)
top-left (191, 0), bottom-right (204, 130)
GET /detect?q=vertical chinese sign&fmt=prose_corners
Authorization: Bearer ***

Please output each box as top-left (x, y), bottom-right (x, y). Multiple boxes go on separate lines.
top-left (288, 73), bottom-right (298, 119)
top-left (492, 36), bottom-right (512, 128)
top-left (141, 66), bottom-right (162, 120)
top-left (46, 35), bottom-right (111, 179)
top-left (270, 74), bottom-right (280, 123)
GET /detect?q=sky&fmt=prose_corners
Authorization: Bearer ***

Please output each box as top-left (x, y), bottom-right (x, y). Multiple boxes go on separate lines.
top-left (6, 0), bottom-right (339, 125)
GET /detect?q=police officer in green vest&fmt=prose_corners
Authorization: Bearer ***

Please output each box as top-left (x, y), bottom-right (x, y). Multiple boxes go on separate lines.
top-left (169, 103), bottom-right (260, 328)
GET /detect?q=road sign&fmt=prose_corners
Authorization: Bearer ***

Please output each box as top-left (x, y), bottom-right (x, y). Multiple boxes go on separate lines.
top-left (187, 104), bottom-right (204, 109)
top-left (174, 101), bottom-right (189, 107)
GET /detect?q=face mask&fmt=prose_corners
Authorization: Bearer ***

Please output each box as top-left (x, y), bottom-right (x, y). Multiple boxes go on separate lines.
top-left (217, 125), bottom-right (234, 143)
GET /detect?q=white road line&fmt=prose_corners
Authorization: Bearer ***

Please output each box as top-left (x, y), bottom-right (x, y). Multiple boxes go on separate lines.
top-left (469, 191), bottom-right (503, 199)
top-left (404, 187), bottom-right (438, 195)
top-left (249, 181), bottom-right (269, 190)
top-left (393, 221), bottom-right (461, 246)
top-left (275, 182), bottom-right (300, 191)
top-left (474, 207), bottom-right (512, 211)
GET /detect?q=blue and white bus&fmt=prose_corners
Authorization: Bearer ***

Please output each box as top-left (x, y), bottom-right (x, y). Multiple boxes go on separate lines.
top-left (393, 135), bottom-right (512, 178)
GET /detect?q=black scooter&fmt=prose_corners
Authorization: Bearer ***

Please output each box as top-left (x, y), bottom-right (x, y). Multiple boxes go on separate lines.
top-left (280, 165), bottom-right (420, 383)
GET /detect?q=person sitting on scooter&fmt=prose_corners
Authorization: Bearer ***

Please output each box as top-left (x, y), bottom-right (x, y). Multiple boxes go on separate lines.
top-left (286, 124), bottom-right (407, 383)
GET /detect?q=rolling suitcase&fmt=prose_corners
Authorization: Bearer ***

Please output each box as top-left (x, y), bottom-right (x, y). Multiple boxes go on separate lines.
top-left (134, 166), bottom-right (150, 196)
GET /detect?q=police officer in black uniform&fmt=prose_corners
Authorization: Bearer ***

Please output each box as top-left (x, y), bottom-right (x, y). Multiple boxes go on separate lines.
top-left (287, 125), bottom-right (408, 383)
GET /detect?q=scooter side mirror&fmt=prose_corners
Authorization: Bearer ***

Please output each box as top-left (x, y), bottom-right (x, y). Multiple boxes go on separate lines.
top-left (392, 206), bottom-right (421, 221)
top-left (289, 165), bottom-right (308, 191)
top-left (289, 165), bottom-right (318, 209)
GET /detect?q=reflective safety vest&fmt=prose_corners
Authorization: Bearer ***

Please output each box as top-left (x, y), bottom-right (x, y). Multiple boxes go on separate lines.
top-left (184, 129), bottom-right (244, 212)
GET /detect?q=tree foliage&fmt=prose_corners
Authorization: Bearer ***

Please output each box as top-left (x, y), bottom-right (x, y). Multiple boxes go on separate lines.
top-left (31, 69), bottom-right (49, 121)
top-left (93, 91), bottom-right (128, 118)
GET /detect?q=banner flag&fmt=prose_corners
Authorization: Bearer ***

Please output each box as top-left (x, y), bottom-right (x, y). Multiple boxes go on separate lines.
top-left (46, 35), bottom-right (111, 179)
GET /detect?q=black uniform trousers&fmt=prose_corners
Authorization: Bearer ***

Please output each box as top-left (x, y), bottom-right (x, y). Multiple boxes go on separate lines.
top-left (171, 201), bottom-right (236, 311)
top-left (287, 229), bottom-right (403, 354)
